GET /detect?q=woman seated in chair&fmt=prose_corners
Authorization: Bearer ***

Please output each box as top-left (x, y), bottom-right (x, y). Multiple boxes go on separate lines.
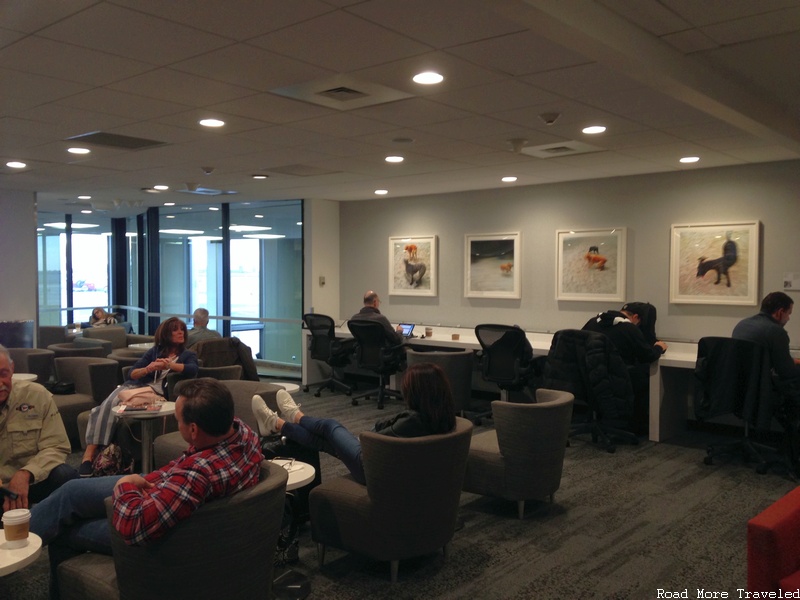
top-left (89, 307), bottom-right (118, 327)
top-left (253, 362), bottom-right (455, 484)
top-left (79, 317), bottom-right (198, 476)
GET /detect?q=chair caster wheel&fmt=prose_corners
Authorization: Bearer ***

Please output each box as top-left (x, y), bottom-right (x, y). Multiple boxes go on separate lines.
top-left (345, 390), bottom-right (352, 396)
top-left (351, 399), bottom-right (359, 406)
top-left (302, 386), bottom-right (309, 393)
top-left (314, 391), bottom-right (321, 397)
top-left (703, 456), bottom-right (713, 465)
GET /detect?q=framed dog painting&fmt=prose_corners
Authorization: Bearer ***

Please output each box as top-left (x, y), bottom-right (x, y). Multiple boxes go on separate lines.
top-left (556, 228), bottom-right (626, 302)
top-left (388, 235), bottom-right (437, 297)
top-left (669, 221), bottom-right (759, 305)
top-left (465, 232), bottom-right (521, 299)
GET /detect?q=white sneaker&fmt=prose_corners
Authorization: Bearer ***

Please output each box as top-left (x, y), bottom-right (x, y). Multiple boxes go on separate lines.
top-left (276, 389), bottom-right (301, 424)
top-left (251, 394), bottom-right (279, 435)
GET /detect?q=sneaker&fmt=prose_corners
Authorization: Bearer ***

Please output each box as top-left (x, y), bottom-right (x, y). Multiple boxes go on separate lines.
top-left (78, 460), bottom-right (94, 478)
top-left (276, 389), bottom-right (301, 424)
top-left (251, 395), bottom-right (280, 436)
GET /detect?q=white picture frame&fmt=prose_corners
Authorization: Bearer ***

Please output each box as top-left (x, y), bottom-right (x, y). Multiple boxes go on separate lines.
top-left (556, 227), bottom-right (626, 302)
top-left (465, 232), bottom-right (521, 299)
top-left (388, 235), bottom-right (437, 297)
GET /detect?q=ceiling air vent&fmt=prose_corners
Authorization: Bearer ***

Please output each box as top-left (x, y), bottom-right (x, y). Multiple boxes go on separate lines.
top-left (317, 86), bottom-right (368, 102)
top-left (176, 187), bottom-right (238, 196)
top-left (520, 140), bottom-right (604, 159)
top-left (66, 131), bottom-right (166, 150)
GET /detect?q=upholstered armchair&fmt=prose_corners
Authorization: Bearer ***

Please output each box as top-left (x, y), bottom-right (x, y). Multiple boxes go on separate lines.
top-left (462, 389), bottom-right (574, 519)
top-left (49, 339), bottom-right (111, 359)
top-left (53, 357), bottom-right (119, 447)
top-left (82, 325), bottom-right (153, 350)
top-left (747, 487), bottom-right (800, 593)
top-left (7, 347), bottom-right (55, 384)
top-left (309, 417), bottom-right (473, 582)
top-left (56, 460), bottom-right (288, 600)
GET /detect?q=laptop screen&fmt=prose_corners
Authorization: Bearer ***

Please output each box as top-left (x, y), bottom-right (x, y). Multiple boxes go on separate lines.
top-left (399, 323), bottom-right (415, 338)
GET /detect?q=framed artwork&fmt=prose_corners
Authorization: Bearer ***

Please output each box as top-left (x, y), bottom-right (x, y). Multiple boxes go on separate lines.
top-left (388, 235), bottom-right (437, 296)
top-left (669, 221), bottom-right (759, 305)
top-left (556, 228), bottom-right (626, 302)
top-left (465, 232), bottom-right (521, 299)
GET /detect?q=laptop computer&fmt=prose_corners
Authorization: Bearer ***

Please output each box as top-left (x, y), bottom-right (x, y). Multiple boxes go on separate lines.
top-left (399, 323), bottom-right (416, 338)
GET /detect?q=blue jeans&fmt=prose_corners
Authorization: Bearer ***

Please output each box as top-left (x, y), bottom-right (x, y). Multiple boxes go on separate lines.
top-left (30, 475), bottom-right (124, 600)
top-left (282, 416), bottom-right (365, 484)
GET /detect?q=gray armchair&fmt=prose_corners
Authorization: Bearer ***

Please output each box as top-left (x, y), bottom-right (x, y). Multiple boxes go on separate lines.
top-left (56, 460), bottom-right (288, 600)
top-left (8, 347), bottom-right (55, 384)
top-left (310, 416), bottom-right (473, 582)
top-left (53, 357), bottom-right (120, 447)
top-left (48, 338), bottom-right (111, 358)
top-left (82, 325), bottom-right (153, 350)
top-left (462, 389), bottom-right (574, 519)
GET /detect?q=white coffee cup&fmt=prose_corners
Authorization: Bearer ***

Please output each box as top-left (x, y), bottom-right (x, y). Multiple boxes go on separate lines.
top-left (2, 508), bottom-right (31, 548)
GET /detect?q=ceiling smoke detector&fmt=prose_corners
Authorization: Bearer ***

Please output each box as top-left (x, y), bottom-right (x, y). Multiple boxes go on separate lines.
top-left (539, 112), bottom-right (561, 125)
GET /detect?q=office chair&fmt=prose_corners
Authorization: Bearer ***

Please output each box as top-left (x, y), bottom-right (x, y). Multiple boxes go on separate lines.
top-left (694, 336), bottom-right (790, 475)
top-left (347, 319), bottom-right (405, 409)
top-left (302, 313), bottom-right (355, 397)
top-left (542, 329), bottom-right (638, 453)
top-left (474, 324), bottom-right (536, 404)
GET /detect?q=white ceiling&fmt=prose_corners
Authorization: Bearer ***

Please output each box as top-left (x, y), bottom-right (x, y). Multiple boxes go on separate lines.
top-left (1, 0), bottom-right (798, 216)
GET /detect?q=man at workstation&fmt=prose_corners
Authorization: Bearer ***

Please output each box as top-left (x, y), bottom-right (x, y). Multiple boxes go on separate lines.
top-left (0, 345), bottom-right (77, 516)
top-left (582, 303), bottom-right (668, 435)
top-left (186, 307), bottom-right (222, 348)
top-left (351, 290), bottom-right (404, 345)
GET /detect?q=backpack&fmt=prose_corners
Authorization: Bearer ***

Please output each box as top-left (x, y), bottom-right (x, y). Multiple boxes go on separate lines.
top-left (92, 443), bottom-right (135, 477)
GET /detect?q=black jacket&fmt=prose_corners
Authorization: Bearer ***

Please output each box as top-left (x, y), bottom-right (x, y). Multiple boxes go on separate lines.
top-left (543, 329), bottom-right (633, 422)
top-left (582, 311), bottom-right (662, 365)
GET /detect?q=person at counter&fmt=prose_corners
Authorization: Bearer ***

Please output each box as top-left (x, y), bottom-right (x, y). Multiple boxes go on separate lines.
top-left (582, 302), bottom-right (668, 435)
top-left (0, 345), bottom-right (77, 515)
top-left (351, 290), bottom-right (404, 345)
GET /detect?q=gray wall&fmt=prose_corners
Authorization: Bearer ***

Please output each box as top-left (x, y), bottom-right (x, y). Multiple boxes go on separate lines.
top-left (339, 160), bottom-right (800, 345)
top-left (0, 190), bottom-right (38, 323)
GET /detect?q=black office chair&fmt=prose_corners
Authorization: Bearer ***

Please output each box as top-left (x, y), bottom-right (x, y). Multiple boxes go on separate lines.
top-left (474, 324), bottom-right (535, 404)
top-left (542, 329), bottom-right (638, 453)
top-left (694, 336), bottom-right (790, 475)
top-left (347, 320), bottom-right (404, 409)
top-left (302, 313), bottom-right (355, 397)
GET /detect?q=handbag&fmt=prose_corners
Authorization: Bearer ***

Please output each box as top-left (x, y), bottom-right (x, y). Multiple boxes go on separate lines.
top-left (118, 386), bottom-right (162, 408)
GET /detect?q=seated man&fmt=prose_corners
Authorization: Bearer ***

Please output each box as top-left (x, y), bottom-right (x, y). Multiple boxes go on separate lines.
top-left (30, 377), bottom-right (264, 599)
top-left (582, 303), bottom-right (668, 434)
top-left (0, 345), bottom-right (76, 516)
top-left (186, 307), bottom-right (222, 348)
top-left (351, 290), bottom-right (404, 345)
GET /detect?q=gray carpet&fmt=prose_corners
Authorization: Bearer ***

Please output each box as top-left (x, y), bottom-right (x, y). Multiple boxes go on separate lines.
top-left (2, 387), bottom-right (795, 600)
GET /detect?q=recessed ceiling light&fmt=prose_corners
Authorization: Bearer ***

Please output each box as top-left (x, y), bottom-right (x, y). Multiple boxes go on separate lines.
top-left (501, 176), bottom-right (517, 183)
top-left (159, 229), bottom-right (204, 235)
top-left (296, 221), bottom-right (302, 226)
top-left (141, 187), bottom-right (160, 194)
top-left (680, 156), bottom-right (700, 163)
top-left (385, 156), bottom-right (404, 163)
top-left (43, 222), bottom-right (99, 229)
top-left (254, 214), bottom-right (264, 219)
top-left (6, 161), bottom-right (26, 168)
top-left (582, 125), bottom-right (606, 134)
top-left (413, 71), bottom-right (444, 85)
top-left (199, 118), bottom-right (225, 127)
top-left (163, 202), bottom-right (175, 206)
top-left (78, 195), bottom-right (91, 200)
top-left (80, 209), bottom-right (92, 214)
top-left (208, 207), bottom-right (219, 211)
top-left (166, 215), bottom-right (175, 219)
top-left (229, 225), bottom-right (272, 232)
top-left (68, 147), bottom-right (91, 154)
top-left (252, 174), bottom-right (268, 180)
top-left (375, 189), bottom-right (388, 195)
top-left (243, 234), bottom-right (286, 239)
top-left (153, 185), bottom-right (169, 191)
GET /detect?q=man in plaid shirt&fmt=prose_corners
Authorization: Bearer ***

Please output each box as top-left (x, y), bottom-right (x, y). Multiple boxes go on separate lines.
top-left (31, 378), bottom-right (263, 598)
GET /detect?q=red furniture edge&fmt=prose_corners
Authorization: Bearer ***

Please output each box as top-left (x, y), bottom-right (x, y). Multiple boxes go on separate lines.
top-left (748, 486), bottom-right (800, 593)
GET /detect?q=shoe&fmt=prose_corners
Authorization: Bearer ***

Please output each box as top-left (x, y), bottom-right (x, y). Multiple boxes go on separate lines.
top-left (251, 395), bottom-right (280, 436)
top-left (78, 460), bottom-right (94, 478)
top-left (276, 389), bottom-right (301, 424)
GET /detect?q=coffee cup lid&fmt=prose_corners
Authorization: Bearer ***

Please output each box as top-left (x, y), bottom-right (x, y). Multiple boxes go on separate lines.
top-left (2, 508), bottom-right (31, 524)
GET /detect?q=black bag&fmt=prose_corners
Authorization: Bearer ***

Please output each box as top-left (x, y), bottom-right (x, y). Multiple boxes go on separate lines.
top-left (43, 381), bottom-right (75, 395)
top-left (92, 443), bottom-right (135, 477)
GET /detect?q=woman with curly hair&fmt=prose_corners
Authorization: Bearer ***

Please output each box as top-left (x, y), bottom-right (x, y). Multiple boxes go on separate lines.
top-left (78, 317), bottom-right (198, 476)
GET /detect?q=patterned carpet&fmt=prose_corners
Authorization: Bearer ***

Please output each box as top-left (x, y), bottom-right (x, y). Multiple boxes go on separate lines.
top-left (2, 386), bottom-right (796, 600)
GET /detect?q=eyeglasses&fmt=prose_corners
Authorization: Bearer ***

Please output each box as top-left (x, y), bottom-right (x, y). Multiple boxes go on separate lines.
top-left (271, 457), bottom-right (295, 471)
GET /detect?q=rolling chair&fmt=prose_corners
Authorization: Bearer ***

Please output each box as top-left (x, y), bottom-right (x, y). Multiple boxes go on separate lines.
top-left (694, 336), bottom-right (790, 475)
top-left (302, 313), bottom-right (355, 397)
top-left (347, 319), bottom-right (405, 409)
top-left (542, 329), bottom-right (638, 453)
top-left (474, 324), bottom-right (536, 403)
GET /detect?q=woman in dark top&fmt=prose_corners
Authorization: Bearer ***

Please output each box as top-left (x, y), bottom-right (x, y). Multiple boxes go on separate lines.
top-left (253, 362), bottom-right (456, 484)
top-left (79, 317), bottom-right (199, 476)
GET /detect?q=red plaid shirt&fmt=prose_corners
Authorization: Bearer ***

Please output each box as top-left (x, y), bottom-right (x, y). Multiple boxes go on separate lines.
top-left (112, 417), bottom-right (263, 545)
